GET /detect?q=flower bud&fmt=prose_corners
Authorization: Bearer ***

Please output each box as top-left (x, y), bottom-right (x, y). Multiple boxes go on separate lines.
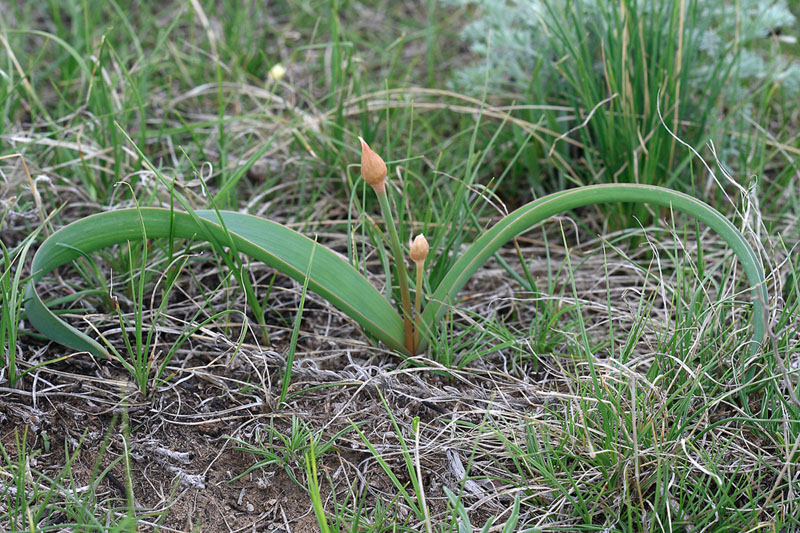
top-left (409, 234), bottom-right (429, 264)
top-left (358, 136), bottom-right (387, 193)
top-left (268, 63), bottom-right (286, 81)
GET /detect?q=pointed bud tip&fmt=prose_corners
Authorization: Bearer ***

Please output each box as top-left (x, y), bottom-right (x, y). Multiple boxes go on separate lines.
top-left (358, 136), bottom-right (387, 192)
top-left (410, 234), bottom-right (429, 264)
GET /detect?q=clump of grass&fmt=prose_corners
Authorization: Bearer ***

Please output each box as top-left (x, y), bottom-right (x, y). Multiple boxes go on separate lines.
top-left (0, 417), bottom-right (147, 530)
top-left (445, 0), bottom-right (798, 223)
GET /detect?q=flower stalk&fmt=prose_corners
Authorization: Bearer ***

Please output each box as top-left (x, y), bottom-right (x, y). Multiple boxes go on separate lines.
top-left (409, 234), bottom-right (429, 353)
top-left (360, 137), bottom-right (415, 351)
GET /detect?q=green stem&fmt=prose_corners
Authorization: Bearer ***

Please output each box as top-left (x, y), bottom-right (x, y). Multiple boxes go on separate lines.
top-left (413, 262), bottom-right (424, 353)
top-left (377, 190), bottom-right (414, 351)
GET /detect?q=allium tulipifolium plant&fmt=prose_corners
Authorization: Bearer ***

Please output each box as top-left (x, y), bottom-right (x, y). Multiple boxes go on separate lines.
top-left (25, 138), bottom-right (767, 376)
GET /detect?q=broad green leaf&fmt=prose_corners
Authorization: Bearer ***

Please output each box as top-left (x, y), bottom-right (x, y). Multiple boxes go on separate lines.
top-left (421, 184), bottom-right (767, 356)
top-left (25, 208), bottom-right (407, 357)
top-left (26, 184), bottom-right (766, 364)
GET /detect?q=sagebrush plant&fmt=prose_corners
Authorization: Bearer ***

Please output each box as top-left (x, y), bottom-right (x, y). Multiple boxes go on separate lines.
top-left (448, 0), bottom-right (798, 97)
top-left (25, 136), bottom-right (767, 388)
top-left (444, 0), bottom-right (798, 200)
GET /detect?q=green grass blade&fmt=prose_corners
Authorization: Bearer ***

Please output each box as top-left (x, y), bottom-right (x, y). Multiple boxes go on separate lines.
top-left (421, 184), bottom-right (766, 356)
top-left (25, 208), bottom-right (407, 358)
top-left (280, 239), bottom-right (316, 406)
top-left (304, 437), bottom-right (332, 533)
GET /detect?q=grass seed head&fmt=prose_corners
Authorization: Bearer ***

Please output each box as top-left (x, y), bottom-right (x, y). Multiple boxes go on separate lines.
top-left (410, 234), bottom-right (429, 264)
top-left (358, 137), bottom-right (387, 194)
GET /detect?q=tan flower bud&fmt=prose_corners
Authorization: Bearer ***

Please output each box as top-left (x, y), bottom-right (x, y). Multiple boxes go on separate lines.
top-left (358, 136), bottom-right (387, 193)
top-left (409, 234), bottom-right (429, 264)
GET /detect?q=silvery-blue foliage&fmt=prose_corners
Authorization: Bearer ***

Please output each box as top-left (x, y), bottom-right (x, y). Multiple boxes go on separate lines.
top-left (445, 0), bottom-right (799, 98)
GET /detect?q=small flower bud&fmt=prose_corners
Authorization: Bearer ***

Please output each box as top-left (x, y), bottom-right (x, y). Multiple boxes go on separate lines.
top-left (409, 234), bottom-right (429, 264)
top-left (268, 63), bottom-right (286, 81)
top-left (358, 136), bottom-right (387, 193)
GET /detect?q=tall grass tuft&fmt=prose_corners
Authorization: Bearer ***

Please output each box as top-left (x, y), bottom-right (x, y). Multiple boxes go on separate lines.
top-left (445, 0), bottom-right (798, 222)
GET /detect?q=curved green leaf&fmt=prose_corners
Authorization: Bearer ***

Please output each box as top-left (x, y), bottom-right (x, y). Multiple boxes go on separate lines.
top-left (26, 185), bottom-right (766, 363)
top-left (25, 208), bottom-right (408, 357)
top-left (420, 184), bottom-right (766, 355)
